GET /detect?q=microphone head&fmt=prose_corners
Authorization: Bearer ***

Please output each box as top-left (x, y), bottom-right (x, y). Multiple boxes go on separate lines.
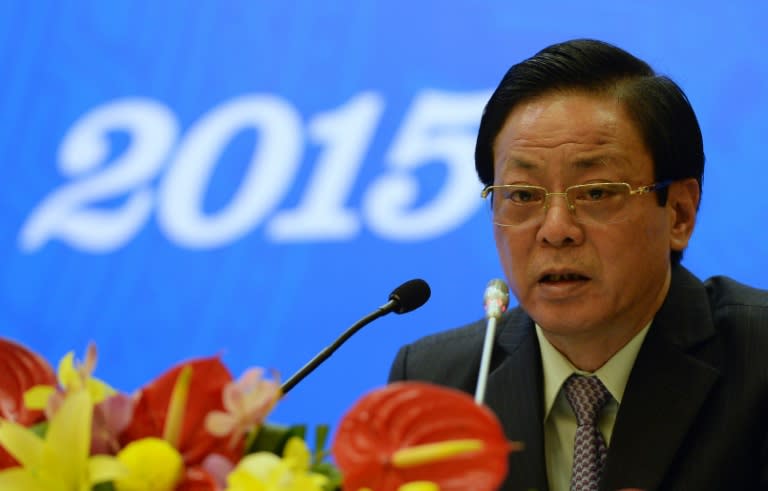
top-left (388, 279), bottom-right (431, 314)
top-left (483, 279), bottom-right (510, 319)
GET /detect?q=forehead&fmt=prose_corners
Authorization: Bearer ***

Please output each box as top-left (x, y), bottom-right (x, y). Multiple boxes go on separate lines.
top-left (492, 91), bottom-right (652, 179)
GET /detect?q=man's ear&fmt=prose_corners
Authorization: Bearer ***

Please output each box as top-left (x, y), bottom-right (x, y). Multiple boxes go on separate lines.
top-left (668, 178), bottom-right (700, 252)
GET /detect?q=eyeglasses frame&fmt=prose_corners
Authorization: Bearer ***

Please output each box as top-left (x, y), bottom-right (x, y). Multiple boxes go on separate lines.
top-left (480, 180), bottom-right (673, 225)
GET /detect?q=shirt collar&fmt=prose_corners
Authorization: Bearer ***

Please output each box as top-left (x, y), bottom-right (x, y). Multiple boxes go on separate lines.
top-left (536, 322), bottom-right (652, 420)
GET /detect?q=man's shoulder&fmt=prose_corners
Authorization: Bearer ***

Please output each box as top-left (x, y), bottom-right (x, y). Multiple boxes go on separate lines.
top-left (704, 274), bottom-right (768, 310)
top-left (388, 318), bottom-right (487, 389)
top-left (400, 306), bottom-right (532, 355)
top-left (702, 275), bottom-right (768, 351)
top-left (404, 317), bottom-right (487, 351)
top-left (388, 307), bottom-right (533, 390)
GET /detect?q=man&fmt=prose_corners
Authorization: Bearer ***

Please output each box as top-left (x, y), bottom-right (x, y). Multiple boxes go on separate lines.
top-left (388, 39), bottom-right (768, 491)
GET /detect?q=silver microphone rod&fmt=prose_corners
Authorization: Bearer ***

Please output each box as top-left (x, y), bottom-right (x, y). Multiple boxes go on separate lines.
top-left (475, 278), bottom-right (510, 404)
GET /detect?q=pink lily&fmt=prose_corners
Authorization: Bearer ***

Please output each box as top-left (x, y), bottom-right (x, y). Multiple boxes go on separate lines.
top-left (204, 368), bottom-right (280, 449)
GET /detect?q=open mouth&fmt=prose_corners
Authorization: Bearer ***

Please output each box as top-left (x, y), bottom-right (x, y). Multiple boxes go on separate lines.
top-left (539, 273), bottom-right (590, 284)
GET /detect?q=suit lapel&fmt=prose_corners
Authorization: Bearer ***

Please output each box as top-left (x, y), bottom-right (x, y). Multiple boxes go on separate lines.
top-left (601, 266), bottom-right (721, 491)
top-left (485, 310), bottom-right (549, 491)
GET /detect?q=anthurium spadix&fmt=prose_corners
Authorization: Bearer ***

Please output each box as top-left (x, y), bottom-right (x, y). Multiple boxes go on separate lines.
top-left (0, 389), bottom-right (125, 491)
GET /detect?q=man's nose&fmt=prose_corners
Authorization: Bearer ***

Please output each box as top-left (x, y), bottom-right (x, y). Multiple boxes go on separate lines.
top-left (535, 194), bottom-right (584, 247)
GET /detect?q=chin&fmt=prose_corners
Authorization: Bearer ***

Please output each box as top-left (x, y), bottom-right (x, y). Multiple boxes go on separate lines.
top-left (526, 304), bottom-right (603, 335)
top-left (534, 316), bottom-right (589, 333)
top-left (536, 321), bottom-right (599, 338)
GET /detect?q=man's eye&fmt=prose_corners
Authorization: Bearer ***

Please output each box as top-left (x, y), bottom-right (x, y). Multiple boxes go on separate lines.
top-left (578, 186), bottom-right (615, 201)
top-left (505, 189), bottom-right (538, 203)
top-left (587, 188), bottom-right (606, 200)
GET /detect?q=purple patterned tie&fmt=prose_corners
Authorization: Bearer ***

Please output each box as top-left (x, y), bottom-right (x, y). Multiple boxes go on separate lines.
top-left (563, 374), bottom-right (611, 491)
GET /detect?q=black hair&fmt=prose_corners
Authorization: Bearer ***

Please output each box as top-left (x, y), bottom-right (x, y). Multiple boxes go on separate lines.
top-left (475, 39), bottom-right (704, 264)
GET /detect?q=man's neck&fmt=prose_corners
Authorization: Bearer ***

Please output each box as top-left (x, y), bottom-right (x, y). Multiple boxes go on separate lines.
top-left (544, 324), bottom-right (650, 372)
top-left (539, 268), bottom-right (672, 372)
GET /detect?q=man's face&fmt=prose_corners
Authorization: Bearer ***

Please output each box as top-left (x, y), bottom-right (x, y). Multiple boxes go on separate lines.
top-left (492, 92), bottom-right (686, 341)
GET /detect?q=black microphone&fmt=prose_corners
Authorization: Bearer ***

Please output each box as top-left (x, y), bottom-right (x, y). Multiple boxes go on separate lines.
top-left (280, 278), bottom-right (430, 396)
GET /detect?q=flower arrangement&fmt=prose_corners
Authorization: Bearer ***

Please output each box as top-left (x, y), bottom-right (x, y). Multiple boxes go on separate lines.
top-left (0, 337), bottom-right (517, 491)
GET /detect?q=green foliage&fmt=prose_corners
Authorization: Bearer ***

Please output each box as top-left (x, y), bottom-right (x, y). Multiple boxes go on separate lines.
top-left (312, 460), bottom-right (343, 491)
top-left (29, 421), bottom-right (48, 438)
top-left (246, 422), bottom-right (307, 455)
top-left (91, 482), bottom-right (115, 491)
top-left (311, 424), bottom-right (342, 491)
top-left (246, 422), bottom-right (342, 490)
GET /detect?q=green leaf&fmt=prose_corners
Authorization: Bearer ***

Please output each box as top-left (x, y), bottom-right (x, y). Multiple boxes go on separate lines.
top-left (92, 482), bottom-right (115, 491)
top-left (29, 421), bottom-right (48, 438)
top-left (246, 423), bottom-right (306, 455)
top-left (314, 424), bottom-right (331, 464)
top-left (311, 460), bottom-right (343, 491)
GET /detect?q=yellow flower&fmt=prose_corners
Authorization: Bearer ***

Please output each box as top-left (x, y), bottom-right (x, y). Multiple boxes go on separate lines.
top-left (225, 437), bottom-right (328, 491)
top-left (0, 389), bottom-right (125, 491)
top-left (359, 483), bottom-right (440, 491)
top-left (24, 343), bottom-right (116, 412)
top-left (113, 437), bottom-right (184, 491)
top-left (398, 482), bottom-right (440, 491)
top-left (110, 366), bottom-right (190, 491)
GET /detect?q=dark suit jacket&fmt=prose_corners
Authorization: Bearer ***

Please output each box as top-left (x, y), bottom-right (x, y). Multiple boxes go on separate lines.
top-left (389, 266), bottom-right (768, 490)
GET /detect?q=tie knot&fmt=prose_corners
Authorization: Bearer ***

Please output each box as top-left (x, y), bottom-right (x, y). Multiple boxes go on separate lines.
top-left (563, 374), bottom-right (611, 426)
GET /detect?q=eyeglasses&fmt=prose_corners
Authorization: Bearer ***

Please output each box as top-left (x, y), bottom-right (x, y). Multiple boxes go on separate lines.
top-left (480, 180), bottom-right (672, 226)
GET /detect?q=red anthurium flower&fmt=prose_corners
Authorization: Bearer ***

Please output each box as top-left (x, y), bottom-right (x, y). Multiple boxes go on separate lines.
top-left (332, 381), bottom-right (519, 491)
top-left (0, 337), bottom-right (57, 469)
top-left (119, 356), bottom-right (243, 466)
top-left (0, 337), bottom-right (57, 425)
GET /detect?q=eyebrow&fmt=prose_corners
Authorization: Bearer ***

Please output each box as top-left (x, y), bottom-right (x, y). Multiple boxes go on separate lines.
top-left (503, 155), bottom-right (623, 171)
top-left (571, 156), bottom-right (613, 169)
top-left (504, 158), bottom-right (539, 170)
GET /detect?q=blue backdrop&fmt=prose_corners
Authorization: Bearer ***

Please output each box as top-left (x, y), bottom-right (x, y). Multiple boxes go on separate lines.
top-left (1, 2), bottom-right (766, 430)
